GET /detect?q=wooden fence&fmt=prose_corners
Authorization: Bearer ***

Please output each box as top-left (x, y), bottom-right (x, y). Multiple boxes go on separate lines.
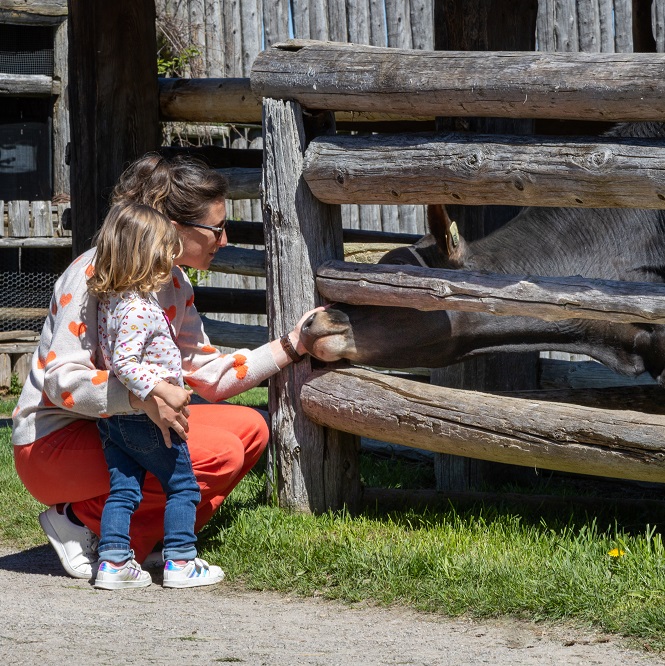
top-left (254, 40), bottom-right (665, 512)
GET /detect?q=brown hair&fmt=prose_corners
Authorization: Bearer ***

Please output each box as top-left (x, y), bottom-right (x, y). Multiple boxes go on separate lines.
top-left (88, 203), bottom-right (181, 297)
top-left (110, 153), bottom-right (229, 223)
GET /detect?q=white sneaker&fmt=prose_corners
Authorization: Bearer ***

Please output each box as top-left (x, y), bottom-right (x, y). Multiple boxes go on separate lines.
top-left (38, 504), bottom-right (98, 579)
top-left (94, 559), bottom-right (152, 590)
top-left (162, 557), bottom-right (225, 588)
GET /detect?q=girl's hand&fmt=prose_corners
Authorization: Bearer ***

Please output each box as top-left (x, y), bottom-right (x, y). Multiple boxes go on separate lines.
top-left (150, 381), bottom-right (193, 412)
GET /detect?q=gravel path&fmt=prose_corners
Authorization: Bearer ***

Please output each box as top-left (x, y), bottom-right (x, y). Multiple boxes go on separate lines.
top-left (1, 545), bottom-right (663, 665)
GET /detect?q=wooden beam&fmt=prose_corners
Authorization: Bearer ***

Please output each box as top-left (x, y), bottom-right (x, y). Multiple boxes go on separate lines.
top-left (0, 73), bottom-right (58, 96)
top-left (219, 168), bottom-right (261, 200)
top-left (315, 260), bottom-right (665, 324)
top-left (303, 132), bottom-right (665, 208)
top-left (158, 77), bottom-right (434, 124)
top-left (0, 0), bottom-right (66, 24)
top-left (68, 0), bottom-right (160, 257)
top-left (201, 317), bottom-right (267, 349)
top-left (301, 366), bottom-right (665, 483)
top-left (251, 40), bottom-right (665, 122)
top-left (263, 98), bottom-right (360, 513)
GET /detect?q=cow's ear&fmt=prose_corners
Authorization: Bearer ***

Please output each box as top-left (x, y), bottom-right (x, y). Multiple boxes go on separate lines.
top-left (427, 204), bottom-right (468, 267)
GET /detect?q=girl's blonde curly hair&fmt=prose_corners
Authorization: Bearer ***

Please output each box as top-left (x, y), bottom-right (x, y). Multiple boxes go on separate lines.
top-left (88, 203), bottom-right (182, 297)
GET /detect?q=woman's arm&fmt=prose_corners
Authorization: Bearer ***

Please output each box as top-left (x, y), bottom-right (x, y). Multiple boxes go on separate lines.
top-left (41, 251), bottom-right (135, 417)
top-left (160, 269), bottom-right (320, 403)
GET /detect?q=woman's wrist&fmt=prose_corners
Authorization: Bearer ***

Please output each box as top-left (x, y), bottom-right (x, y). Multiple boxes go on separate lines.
top-left (280, 332), bottom-right (305, 363)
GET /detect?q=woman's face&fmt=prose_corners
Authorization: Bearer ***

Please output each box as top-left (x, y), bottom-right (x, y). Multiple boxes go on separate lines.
top-left (174, 198), bottom-right (227, 271)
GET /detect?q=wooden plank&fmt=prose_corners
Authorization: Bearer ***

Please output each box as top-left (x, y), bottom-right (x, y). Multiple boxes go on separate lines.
top-left (385, 0), bottom-right (413, 49)
top-left (251, 41), bottom-right (665, 121)
top-left (315, 260), bottom-right (665, 325)
top-left (240, 0), bottom-right (262, 75)
top-left (262, 97), bottom-right (360, 512)
top-left (309, 0), bottom-right (330, 40)
top-left (0, 237), bottom-right (72, 248)
top-left (218, 167), bottom-right (261, 199)
top-left (158, 77), bottom-right (434, 124)
top-left (0, 73), bottom-right (54, 96)
top-left (0, 200), bottom-right (4, 237)
top-left (655, 0), bottom-right (665, 53)
top-left (263, 0), bottom-right (290, 46)
top-left (597, 0), bottom-right (616, 52)
top-left (11, 353), bottom-right (32, 385)
top-left (204, 0), bottom-right (225, 76)
top-left (347, 0), bottom-right (370, 44)
top-left (200, 316), bottom-right (267, 349)
top-left (327, 0), bottom-right (348, 43)
top-left (368, 0), bottom-right (386, 46)
top-left (52, 19), bottom-right (70, 198)
top-left (4, 343), bottom-right (37, 356)
top-left (301, 366), bottom-right (665, 483)
top-left (290, 0), bottom-right (310, 39)
top-left (0, 354), bottom-right (10, 390)
top-left (31, 201), bottom-right (53, 236)
top-left (8, 201), bottom-right (30, 237)
top-left (302, 133), bottom-right (665, 208)
top-left (613, 0), bottom-right (633, 52)
top-left (577, 0), bottom-right (601, 51)
top-left (410, 0), bottom-right (433, 51)
top-left (68, 0), bottom-right (160, 256)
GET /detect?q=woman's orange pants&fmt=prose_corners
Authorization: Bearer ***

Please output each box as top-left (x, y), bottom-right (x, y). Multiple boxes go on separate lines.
top-left (14, 404), bottom-right (269, 563)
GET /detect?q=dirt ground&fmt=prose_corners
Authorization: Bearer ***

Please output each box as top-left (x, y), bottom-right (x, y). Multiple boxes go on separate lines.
top-left (1, 545), bottom-right (663, 666)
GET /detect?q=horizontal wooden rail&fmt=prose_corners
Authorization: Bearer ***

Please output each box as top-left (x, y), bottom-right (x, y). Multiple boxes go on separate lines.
top-left (303, 132), bottom-right (665, 208)
top-left (0, 73), bottom-right (60, 96)
top-left (201, 317), bottom-right (267, 349)
top-left (159, 76), bottom-right (433, 124)
top-left (252, 40), bottom-right (665, 122)
top-left (218, 168), bottom-right (261, 199)
top-left (192, 286), bottom-right (266, 314)
top-left (210, 243), bottom-right (408, 277)
top-left (301, 366), bottom-right (665, 483)
top-left (315, 260), bottom-right (665, 324)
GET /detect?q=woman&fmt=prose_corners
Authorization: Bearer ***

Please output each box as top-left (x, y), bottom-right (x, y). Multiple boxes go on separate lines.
top-left (11, 154), bottom-right (319, 579)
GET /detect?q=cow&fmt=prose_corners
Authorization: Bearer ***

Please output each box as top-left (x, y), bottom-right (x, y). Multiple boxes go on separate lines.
top-left (300, 122), bottom-right (665, 384)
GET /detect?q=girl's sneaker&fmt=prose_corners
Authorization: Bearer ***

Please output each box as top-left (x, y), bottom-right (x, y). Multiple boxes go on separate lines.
top-left (162, 557), bottom-right (225, 588)
top-left (94, 559), bottom-right (152, 590)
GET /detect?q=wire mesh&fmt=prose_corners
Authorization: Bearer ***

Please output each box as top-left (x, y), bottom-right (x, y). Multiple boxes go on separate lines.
top-left (0, 24), bottom-right (54, 77)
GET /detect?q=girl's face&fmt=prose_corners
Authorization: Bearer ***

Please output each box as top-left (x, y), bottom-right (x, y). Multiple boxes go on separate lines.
top-left (174, 198), bottom-right (227, 271)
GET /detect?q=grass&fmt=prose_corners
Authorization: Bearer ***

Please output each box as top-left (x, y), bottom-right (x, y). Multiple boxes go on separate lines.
top-left (2, 388), bottom-right (665, 652)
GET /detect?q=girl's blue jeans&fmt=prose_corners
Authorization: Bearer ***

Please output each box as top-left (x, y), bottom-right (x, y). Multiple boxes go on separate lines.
top-left (96, 413), bottom-right (201, 564)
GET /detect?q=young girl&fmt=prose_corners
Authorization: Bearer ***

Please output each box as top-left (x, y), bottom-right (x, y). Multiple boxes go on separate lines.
top-left (88, 203), bottom-right (224, 589)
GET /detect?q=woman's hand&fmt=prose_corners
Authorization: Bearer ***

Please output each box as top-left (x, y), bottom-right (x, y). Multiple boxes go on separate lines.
top-left (290, 306), bottom-right (325, 356)
top-left (129, 392), bottom-right (189, 448)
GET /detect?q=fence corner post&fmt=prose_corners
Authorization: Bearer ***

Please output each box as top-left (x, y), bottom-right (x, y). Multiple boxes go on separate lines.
top-left (262, 97), bottom-right (361, 513)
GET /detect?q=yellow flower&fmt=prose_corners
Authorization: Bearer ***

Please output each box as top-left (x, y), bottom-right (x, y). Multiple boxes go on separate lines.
top-left (608, 548), bottom-right (625, 558)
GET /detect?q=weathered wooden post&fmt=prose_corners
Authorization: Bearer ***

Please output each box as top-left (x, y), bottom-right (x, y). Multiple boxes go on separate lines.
top-left (67, 0), bottom-right (160, 257)
top-left (262, 98), bottom-right (360, 512)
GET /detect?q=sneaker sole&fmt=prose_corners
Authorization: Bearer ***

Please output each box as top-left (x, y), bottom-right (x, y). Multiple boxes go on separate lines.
top-left (38, 510), bottom-right (92, 580)
top-left (94, 578), bottom-right (152, 590)
top-left (163, 574), bottom-right (225, 589)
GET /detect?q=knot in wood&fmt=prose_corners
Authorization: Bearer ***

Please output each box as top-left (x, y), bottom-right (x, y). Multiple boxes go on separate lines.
top-left (588, 150), bottom-right (610, 169)
top-left (334, 169), bottom-right (346, 185)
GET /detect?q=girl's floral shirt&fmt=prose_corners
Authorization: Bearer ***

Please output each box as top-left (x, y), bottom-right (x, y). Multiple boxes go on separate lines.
top-left (12, 248), bottom-right (278, 446)
top-left (98, 292), bottom-right (185, 401)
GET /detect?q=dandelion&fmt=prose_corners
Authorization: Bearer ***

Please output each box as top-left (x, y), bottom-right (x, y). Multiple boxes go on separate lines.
top-left (608, 548), bottom-right (625, 558)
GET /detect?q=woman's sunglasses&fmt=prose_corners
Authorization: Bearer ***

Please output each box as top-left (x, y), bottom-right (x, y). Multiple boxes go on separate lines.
top-left (178, 220), bottom-right (227, 239)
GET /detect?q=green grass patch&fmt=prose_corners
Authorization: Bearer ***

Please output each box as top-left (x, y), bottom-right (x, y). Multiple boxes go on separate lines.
top-left (224, 386), bottom-right (268, 409)
top-left (0, 395), bottom-right (18, 417)
top-left (2, 384), bottom-right (665, 651)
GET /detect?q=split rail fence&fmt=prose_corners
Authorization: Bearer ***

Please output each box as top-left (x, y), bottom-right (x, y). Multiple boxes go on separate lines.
top-left (251, 39), bottom-right (665, 512)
